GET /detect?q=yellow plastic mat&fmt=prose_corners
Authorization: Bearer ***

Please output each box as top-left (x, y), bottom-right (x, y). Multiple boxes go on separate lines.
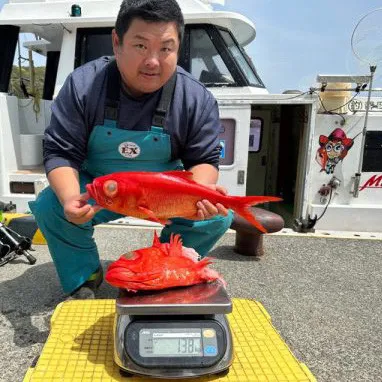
top-left (23, 299), bottom-right (316, 381)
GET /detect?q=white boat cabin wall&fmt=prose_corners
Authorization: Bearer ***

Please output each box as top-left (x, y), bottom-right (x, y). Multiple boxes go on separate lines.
top-left (0, 0), bottom-right (381, 233)
top-left (308, 108), bottom-right (382, 232)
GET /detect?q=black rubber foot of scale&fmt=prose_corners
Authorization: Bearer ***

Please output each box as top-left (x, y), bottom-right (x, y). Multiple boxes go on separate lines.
top-left (118, 367), bottom-right (230, 378)
top-left (119, 369), bottom-right (134, 378)
top-left (216, 368), bottom-right (230, 377)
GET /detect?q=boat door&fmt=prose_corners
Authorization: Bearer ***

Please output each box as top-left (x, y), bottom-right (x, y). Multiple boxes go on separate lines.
top-left (246, 110), bottom-right (271, 196)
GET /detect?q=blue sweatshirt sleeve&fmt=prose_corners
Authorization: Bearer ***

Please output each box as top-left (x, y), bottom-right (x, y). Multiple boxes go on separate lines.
top-left (181, 92), bottom-right (221, 170)
top-left (43, 73), bottom-right (89, 174)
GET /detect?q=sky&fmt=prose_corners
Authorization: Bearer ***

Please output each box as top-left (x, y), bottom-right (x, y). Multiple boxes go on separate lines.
top-left (1, 0), bottom-right (382, 93)
top-left (214, 0), bottom-right (382, 93)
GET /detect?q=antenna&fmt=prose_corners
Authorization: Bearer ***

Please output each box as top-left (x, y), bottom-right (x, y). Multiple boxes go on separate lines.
top-left (350, 8), bottom-right (382, 197)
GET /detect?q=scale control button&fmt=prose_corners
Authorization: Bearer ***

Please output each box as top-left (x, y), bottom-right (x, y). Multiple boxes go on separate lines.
top-left (203, 329), bottom-right (216, 338)
top-left (204, 345), bottom-right (217, 355)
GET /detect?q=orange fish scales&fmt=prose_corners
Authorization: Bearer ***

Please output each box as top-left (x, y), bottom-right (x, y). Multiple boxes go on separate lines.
top-left (105, 232), bottom-right (223, 292)
top-left (142, 190), bottom-right (199, 218)
top-left (86, 171), bottom-right (282, 231)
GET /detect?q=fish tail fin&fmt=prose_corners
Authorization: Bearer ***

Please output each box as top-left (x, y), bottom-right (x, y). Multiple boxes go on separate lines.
top-left (228, 195), bottom-right (282, 233)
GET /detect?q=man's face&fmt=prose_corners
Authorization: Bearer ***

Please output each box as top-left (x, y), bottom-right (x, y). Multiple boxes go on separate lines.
top-left (112, 18), bottom-right (180, 97)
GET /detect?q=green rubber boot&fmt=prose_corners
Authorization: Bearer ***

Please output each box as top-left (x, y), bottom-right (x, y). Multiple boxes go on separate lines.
top-left (68, 267), bottom-right (104, 299)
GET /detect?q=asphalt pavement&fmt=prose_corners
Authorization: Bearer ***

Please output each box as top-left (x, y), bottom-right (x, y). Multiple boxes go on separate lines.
top-left (0, 226), bottom-right (381, 382)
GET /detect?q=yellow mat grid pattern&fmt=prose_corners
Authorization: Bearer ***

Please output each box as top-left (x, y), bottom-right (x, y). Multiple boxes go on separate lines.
top-left (23, 299), bottom-right (316, 382)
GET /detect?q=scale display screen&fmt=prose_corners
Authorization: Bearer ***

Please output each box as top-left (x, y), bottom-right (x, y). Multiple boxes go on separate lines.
top-left (151, 331), bottom-right (202, 356)
top-left (125, 320), bottom-right (226, 368)
top-left (139, 328), bottom-right (215, 357)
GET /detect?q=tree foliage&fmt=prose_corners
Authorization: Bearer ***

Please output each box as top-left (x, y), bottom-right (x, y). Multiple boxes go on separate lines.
top-left (9, 65), bottom-right (45, 99)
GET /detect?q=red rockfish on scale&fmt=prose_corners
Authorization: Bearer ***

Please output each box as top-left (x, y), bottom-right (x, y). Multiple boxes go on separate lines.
top-left (86, 170), bottom-right (281, 232)
top-left (105, 232), bottom-right (223, 292)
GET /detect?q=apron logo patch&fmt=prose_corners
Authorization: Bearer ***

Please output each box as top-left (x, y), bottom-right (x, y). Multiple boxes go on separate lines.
top-left (119, 142), bottom-right (141, 158)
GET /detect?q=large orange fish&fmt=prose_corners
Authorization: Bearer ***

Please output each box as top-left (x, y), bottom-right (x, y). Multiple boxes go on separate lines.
top-left (86, 171), bottom-right (281, 232)
top-left (105, 232), bottom-right (224, 292)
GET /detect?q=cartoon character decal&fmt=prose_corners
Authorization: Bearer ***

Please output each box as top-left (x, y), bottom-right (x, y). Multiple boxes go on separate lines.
top-left (316, 128), bottom-right (354, 174)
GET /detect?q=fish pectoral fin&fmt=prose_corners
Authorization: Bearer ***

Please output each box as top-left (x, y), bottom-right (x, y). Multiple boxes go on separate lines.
top-left (138, 205), bottom-right (164, 224)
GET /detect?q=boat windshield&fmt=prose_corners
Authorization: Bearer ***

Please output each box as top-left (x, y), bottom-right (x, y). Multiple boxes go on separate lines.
top-left (189, 27), bottom-right (235, 86)
top-left (218, 29), bottom-right (262, 87)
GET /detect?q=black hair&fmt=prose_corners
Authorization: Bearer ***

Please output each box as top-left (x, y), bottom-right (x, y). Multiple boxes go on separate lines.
top-left (115, 0), bottom-right (184, 44)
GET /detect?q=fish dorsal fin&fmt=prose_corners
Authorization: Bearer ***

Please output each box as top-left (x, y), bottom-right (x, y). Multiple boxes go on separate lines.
top-left (153, 231), bottom-right (161, 248)
top-left (167, 233), bottom-right (184, 257)
top-left (162, 171), bottom-right (194, 180)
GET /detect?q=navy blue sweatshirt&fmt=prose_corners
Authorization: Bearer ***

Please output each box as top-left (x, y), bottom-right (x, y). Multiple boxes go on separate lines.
top-left (44, 56), bottom-right (222, 174)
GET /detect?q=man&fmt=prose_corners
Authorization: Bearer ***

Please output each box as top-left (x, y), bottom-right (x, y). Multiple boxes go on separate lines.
top-left (29, 0), bottom-right (233, 298)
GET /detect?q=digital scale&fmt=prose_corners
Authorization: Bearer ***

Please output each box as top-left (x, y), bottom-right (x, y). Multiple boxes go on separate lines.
top-left (113, 280), bottom-right (234, 379)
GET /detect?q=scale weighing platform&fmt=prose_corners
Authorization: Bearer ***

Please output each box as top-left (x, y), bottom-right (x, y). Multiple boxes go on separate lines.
top-left (23, 283), bottom-right (316, 381)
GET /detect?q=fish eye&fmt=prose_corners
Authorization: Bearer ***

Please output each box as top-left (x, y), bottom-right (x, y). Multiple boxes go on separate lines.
top-left (103, 180), bottom-right (118, 197)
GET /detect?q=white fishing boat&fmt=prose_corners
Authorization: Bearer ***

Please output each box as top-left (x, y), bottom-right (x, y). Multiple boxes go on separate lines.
top-left (0, 0), bottom-right (381, 234)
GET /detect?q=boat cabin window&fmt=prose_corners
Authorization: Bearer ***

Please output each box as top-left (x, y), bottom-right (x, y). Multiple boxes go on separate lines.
top-left (75, 28), bottom-right (113, 68)
top-left (0, 25), bottom-right (20, 93)
top-left (219, 119), bottom-right (236, 166)
top-left (190, 28), bottom-right (235, 86)
top-left (1, 26), bottom-right (52, 100)
top-left (187, 26), bottom-right (264, 88)
top-left (363, 131), bottom-right (382, 172)
top-left (249, 118), bottom-right (263, 152)
top-left (219, 29), bottom-right (263, 87)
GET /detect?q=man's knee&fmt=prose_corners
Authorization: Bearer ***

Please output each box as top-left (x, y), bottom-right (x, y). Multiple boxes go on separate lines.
top-left (29, 187), bottom-right (63, 224)
top-left (209, 210), bottom-right (234, 235)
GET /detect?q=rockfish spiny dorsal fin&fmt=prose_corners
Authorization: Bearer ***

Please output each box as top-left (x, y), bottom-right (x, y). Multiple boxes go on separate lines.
top-left (167, 233), bottom-right (184, 257)
top-left (153, 231), bottom-right (161, 247)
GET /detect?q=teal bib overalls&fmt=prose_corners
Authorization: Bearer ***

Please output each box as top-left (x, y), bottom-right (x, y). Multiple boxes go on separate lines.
top-left (29, 61), bottom-right (233, 293)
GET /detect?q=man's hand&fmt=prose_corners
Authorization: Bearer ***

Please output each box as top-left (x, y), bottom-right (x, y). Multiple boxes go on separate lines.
top-left (196, 184), bottom-right (229, 220)
top-left (63, 192), bottom-right (103, 225)
top-left (47, 167), bottom-right (103, 225)
top-left (189, 164), bottom-right (229, 220)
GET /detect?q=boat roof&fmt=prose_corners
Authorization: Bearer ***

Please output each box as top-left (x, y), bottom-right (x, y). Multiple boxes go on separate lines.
top-left (0, 0), bottom-right (256, 46)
